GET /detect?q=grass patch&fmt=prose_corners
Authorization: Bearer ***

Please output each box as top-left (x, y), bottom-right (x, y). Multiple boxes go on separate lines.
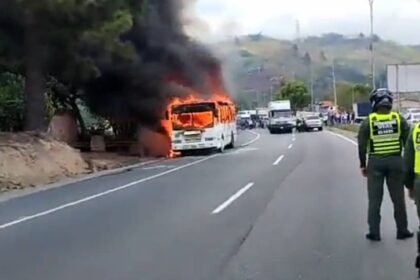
top-left (335, 124), bottom-right (359, 133)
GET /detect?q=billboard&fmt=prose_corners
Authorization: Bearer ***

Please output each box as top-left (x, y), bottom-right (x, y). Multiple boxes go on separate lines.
top-left (387, 64), bottom-right (420, 93)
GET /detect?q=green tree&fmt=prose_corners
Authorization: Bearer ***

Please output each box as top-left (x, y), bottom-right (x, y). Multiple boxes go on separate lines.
top-left (292, 44), bottom-right (299, 57)
top-left (0, 0), bottom-right (135, 131)
top-left (331, 82), bottom-right (353, 110)
top-left (276, 81), bottom-right (311, 111)
top-left (303, 52), bottom-right (312, 66)
top-left (329, 83), bottom-right (371, 111)
top-left (352, 84), bottom-right (371, 102)
top-left (0, 72), bottom-right (25, 131)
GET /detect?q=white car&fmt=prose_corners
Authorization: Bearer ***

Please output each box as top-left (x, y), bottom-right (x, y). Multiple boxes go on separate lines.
top-left (406, 113), bottom-right (420, 126)
top-left (304, 115), bottom-right (323, 131)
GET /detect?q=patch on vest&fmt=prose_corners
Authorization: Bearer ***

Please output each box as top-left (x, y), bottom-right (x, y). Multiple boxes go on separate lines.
top-left (416, 133), bottom-right (420, 144)
top-left (372, 120), bottom-right (398, 136)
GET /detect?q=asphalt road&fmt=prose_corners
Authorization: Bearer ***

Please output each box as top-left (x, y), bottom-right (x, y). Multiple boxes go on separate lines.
top-left (0, 129), bottom-right (418, 280)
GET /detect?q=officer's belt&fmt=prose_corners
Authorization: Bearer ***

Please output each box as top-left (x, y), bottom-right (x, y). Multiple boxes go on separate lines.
top-left (368, 152), bottom-right (401, 157)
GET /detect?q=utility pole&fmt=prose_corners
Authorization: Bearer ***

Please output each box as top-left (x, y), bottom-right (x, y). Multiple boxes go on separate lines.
top-left (368, 0), bottom-right (376, 89)
top-left (332, 59), bottom-right (337, 107)
top-left (310, 64), bottom-right (314, 111)
top-left (295, 20), bottom-right (301, 42)
top-left (396, 64), bottom-right (401, 112)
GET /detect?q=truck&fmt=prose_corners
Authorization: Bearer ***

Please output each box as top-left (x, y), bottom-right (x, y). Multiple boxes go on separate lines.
top-left (267, 100), bottom-right (295, 134)
top-left (256, 108), bottom-right (269, 128)
top-left (352, 102), bottom-right (371, 123)
top-left (256, 108), bottom-right (269, 119)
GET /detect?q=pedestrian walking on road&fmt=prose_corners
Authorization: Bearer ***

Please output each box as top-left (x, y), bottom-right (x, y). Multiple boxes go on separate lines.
top-left (358, 88), bottom-right (413, 242)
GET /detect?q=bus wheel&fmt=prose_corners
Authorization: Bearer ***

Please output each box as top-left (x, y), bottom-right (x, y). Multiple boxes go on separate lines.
top-left (227, 132), bottom-right (235, 149)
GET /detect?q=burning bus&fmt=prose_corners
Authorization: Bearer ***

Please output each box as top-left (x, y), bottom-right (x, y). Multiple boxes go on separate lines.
top-left (166, 96), bottom-right (237, 154)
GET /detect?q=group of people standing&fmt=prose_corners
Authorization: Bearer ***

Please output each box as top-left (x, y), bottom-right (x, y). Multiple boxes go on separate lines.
top-left (327, 110), bottom-right (356, 125)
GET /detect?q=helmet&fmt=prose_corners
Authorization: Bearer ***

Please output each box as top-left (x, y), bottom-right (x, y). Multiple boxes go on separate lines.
top-left (369, 88), bottom-right (393, 111)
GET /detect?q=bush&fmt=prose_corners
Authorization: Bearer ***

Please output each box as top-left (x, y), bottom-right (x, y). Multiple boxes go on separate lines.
top-left (0, 73), bottom-right (25, 132)
top-left (337, 124), bottom-right (359, 133)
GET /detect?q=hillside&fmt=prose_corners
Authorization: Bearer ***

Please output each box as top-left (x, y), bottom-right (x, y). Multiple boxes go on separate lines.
top-left (218, 33), bottom-right (420, 103)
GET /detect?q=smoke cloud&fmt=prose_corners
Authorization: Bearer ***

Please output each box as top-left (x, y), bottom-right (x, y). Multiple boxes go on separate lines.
top-left (84, 0), bottom-right (225, 129)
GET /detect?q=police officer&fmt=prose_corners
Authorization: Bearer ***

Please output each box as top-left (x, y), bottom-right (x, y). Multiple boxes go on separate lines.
top-left (403, 124), bottom-right (420, 202)
top-left (358, 88), bottom-right (413, 241)
top-left (403, 120), bottom-right (420, 276)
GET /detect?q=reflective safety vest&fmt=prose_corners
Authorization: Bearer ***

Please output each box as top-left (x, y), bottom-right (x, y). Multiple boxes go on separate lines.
top-left (368, 112), bottom-right (402, 155)
top-left (412, 124), bottom-right (420, 174)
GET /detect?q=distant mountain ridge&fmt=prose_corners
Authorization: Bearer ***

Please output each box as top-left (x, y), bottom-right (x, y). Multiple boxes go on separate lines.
top-left (219, 33), bottom-right (420, 100)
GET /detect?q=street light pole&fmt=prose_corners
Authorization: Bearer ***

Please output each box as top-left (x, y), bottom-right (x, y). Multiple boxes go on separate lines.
top-left (368, 0), bottom-right (376, 89)
top-left (310, 64), bottom-right (314, 110)
top-left (332, 59), bottom-right (337, 107)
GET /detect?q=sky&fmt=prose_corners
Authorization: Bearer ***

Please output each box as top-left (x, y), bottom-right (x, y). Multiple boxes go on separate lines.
top-left (194, 0), bottom-right (420, 44)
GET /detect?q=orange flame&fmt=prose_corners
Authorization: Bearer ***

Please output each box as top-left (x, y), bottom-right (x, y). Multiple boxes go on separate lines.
top-left (162, 75), bottom-right (235, 158)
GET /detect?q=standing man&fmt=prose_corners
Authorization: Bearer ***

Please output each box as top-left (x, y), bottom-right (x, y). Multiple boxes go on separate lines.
top-left (403, 123), bottom-right (420, 275)
top-left (358, 88), bottom-right (413, 241)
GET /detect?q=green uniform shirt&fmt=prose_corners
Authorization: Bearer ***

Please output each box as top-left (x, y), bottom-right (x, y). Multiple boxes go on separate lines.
top-left (357, 113), bottom-right (410, 168)
top-left (403, 129), bottom-right (415, 189)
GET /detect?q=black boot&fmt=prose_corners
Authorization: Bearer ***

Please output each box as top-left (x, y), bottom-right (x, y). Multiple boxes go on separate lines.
top-left (397, 230), bottom-right (414, 240)
top-left (366, 233), bottom-right (381, 242)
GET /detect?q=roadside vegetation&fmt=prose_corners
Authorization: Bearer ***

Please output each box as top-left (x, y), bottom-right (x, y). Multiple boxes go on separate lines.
top-left (275, 81), bottom-right (311, 112)
top-left (0, 0), bottom-right (138, 131)
top-left (335, 124), bottom-right (359, 133)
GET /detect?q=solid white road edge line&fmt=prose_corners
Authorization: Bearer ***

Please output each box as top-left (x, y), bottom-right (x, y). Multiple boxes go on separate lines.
top-left (239, 130), bottom-right (261, 147)
top-left (0, 154), bottom-right (219, 230)
top-left (141, 165), bottom-right (176, 170)
top-left (273, 155), bottom-right (285, 166)
top-left (325, 130), bottom-right (357, 146)
top-left (211, 182), bottom-right (255, 215)
top-left (288, 144), bottom-right (293, 149)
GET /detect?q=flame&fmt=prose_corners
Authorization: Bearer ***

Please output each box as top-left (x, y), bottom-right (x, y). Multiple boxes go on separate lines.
top-left (162, 74), bottom-right (235, 158)
top-left (172, 111), bottom-right (214, 130)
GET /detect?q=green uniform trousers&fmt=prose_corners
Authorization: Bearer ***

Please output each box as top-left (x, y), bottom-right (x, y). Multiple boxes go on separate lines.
top-left (367, 155), bottom-right (408, 235)
top-left (413, 179), bottom-right (420, 230)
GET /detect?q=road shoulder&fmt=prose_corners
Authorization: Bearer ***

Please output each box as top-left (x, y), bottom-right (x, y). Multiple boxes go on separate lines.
top-left (0, 130), bottom-right (260, 203)
top-left (326, 126), bottom-right (358, 143)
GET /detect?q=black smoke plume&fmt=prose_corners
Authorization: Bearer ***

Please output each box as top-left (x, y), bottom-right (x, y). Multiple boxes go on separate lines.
top-left (84, 0), bottom-right (223, 129)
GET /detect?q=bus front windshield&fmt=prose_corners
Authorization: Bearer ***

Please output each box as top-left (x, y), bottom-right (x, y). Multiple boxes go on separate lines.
top-left (172, 103), bottom-right (215, 130)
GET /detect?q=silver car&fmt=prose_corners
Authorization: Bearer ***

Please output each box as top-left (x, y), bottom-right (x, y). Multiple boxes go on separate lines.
top-left (304, 115), bottom-right (323, 131)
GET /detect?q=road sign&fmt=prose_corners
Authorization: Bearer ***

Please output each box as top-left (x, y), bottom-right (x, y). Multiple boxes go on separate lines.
top-left (387, 64), bottom-right (420, 93)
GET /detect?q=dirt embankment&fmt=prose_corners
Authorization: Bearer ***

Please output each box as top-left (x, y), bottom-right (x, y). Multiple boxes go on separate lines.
top-left (0, 132), bottom-right (150, 193)
top-left (0, 132), bottom-right (90, 192)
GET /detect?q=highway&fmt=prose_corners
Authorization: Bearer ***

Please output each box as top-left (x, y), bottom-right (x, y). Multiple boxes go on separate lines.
top-left (0, 129), bottom-right (418, 280)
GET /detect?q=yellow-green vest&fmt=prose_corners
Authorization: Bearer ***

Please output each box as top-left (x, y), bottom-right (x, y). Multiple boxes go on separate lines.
top-left (368, 112), bottom-right (402, 155)
top-left (412, 124), bottom-right (420, 174)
